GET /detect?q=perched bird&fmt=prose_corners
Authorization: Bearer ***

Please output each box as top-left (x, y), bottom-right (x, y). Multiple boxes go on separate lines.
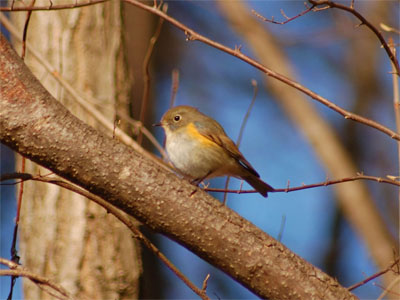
top-left (155, 105), bottom-right (274, 197)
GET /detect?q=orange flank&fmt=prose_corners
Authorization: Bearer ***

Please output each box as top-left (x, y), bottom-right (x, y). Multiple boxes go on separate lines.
top-left (186, 123), bottom-right (216, 146)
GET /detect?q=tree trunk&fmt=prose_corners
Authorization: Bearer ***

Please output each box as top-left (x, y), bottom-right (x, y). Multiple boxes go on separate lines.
top-left (10, 2), bottom-right (141, 299)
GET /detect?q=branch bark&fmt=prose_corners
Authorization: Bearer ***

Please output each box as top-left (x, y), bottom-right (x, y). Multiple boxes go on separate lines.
top-left (0, 33), bottom-right (356, 299)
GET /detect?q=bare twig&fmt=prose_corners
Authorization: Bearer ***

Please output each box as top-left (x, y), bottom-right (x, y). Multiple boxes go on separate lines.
top-left (389, 38), bottom-right (400, 204)
top-left (0, 0), bottom-right (108, 11)
top-left (7, 4), bottom-right (35, 293)
top-left (347, 257), bottom-right (400, 291)
top-left (123, 0), bottom-right (400, 142)
top-left (223, 79), bottom-right (258, 205)
top-left (204, 174), bottom-right (400, 195)
top-left (7, 156), bottom-right (24, 300)
top-left (20, 0), bottom-right (35, 59)
top-left (0, 258), bottom-right (75, 300)
top-left (308, 0), bottom-right (400, 76)
top-left (202, 274), bottom-right (211, 292)
top-left (0, 173), bottom-right (210, 300)
top-left (252, 3), bottom-right (314, 25)
top-left (138, 3), bottom-right (166, 145)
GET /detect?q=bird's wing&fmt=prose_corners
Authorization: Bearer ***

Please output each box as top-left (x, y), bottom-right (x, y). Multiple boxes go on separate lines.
top-left (193, 120), bottom-right (260, 178)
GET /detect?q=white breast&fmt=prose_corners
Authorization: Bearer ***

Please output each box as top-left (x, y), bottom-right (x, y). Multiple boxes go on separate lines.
top-left (165, 128), bottom-right (229, 179)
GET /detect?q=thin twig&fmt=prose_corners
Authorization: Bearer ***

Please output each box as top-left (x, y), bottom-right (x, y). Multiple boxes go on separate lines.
top-left (347, 257), bottom-right (399, 291)
top-left (0, 173), bottom-right (210, 300)
top-left (0, 0), bottom-right (108, 11)
top-left (389, 38), bottom-right (400, 205)
top-left (202, 274), bottom-right (211, 292)
top-left (138, 3), bottom-right (166, 145)
top-left (123, 0), bottom-right (400, 142)
top-left (8, 5), bottom-right (35, 293)
top-left (20, 0), bottom-right (35, 59)
top-left (252, 3), bottom-right (314, 25)
top-left (204, 174), bottom-right (400, 195)
top-left (309, 0), bottom-right (400, 76)
top-left (8, 156), bottom-right (24, 300)
top-left (0, 258), bottom-right (75, 300)
top-left (223, 79), bottom-right (258, 205)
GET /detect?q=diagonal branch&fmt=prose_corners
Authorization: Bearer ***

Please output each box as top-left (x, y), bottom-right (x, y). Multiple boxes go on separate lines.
top-left (0, 32), bottom-right (356, 300)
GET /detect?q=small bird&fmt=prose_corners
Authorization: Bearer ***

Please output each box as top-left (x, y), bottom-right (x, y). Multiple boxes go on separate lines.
top-left (155, 105), bottom-right (274, 197)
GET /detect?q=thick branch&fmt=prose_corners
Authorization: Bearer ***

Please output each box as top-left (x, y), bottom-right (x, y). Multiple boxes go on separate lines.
top-left (0, 33), bottom-right (356, 299)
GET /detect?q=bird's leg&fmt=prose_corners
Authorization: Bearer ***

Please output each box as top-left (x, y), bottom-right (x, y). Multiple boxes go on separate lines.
top-left (190, 171), bottom-right (212, 187)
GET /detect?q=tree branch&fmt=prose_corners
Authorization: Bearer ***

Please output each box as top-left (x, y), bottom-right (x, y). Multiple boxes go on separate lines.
top-left (0, 33), bottom-right (356, 299)
top-left (0, 258), bottom-right (75, 300)
top-left (309, 0), bottom-right (400, 76)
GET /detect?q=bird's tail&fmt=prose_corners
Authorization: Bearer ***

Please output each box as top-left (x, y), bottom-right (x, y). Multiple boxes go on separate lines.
top-left (242, 174), bottom-right (274, 197)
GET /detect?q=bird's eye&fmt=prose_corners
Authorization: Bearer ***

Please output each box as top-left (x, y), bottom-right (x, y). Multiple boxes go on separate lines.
top-left (174, 115), bottom-right (181, 122)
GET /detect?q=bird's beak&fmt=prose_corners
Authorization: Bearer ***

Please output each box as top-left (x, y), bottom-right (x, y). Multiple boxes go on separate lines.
top-left (152, 122), bottom-right (162, 127)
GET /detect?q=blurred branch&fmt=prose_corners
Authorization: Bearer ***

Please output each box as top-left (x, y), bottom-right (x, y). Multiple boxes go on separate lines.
top-left (309, 0), bottom-right (400, 76)
top-left (0, 172), bottom-right (210, 300)
top-left (0, 258), bottom-right (75, 300)
top-left (123, 0), bottom-right (400, 142)
top-left (0, 0), bottom-right (108, 11)
top-left (138, 3), bottom-right (166, 145)
top-left (169, 69), bottom-right (180, 108)
top-left (377, 276), bottom-right (400, 300)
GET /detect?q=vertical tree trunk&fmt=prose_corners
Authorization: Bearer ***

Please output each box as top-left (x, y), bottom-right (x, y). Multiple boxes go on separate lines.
top-left (11, 2), bottom-right (141, 299)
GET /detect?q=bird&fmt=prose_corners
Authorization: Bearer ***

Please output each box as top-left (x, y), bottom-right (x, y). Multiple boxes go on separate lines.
top-left (155, 105), bottom-right (274, 197)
